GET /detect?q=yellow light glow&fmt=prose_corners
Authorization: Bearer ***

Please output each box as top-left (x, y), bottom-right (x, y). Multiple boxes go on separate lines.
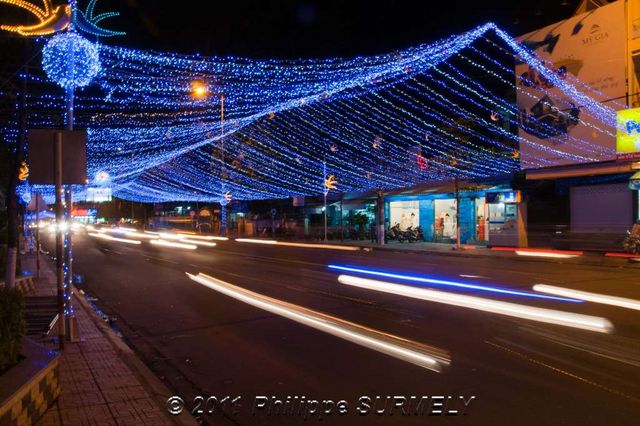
top-left (515, 251), bottom-right (579, 259)
top-left (0, 1), bottom-right (71, 36)
top-left (191, 81), bottom-right (209, 98)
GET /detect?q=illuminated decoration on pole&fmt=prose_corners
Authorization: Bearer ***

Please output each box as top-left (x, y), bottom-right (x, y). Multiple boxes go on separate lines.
top-left (223, 191), bottom-right (232, 203)
top-left (324, 174), bottom-right (338, 191)
top-left (94, 170), bottom-right (110, 182)
top-left (73, 0), bottom-right (125, 38)
top-left (18, 161), bottom-right (29, 181)
top-left (7, 23), bottom-right (621, 203)
top-left (42, 31), bottom-right (101, 89)
top-left (0, 0), bottom-right (71, 36)
top-left (417, 155), bottom-right (429, 170)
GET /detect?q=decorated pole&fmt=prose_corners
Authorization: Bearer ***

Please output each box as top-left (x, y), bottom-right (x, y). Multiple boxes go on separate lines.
top-left (42, 28), bottom-right (101, 348)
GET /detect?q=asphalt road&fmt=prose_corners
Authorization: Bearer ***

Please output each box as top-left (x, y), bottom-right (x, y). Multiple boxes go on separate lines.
top-left (43, 230), bottom-right (640, 425)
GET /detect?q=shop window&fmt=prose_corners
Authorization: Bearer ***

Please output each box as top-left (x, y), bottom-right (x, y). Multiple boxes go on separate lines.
top-left (434, 199), bottom-right (457, 240)
top-left (389, 201), bottom-right (419, 230)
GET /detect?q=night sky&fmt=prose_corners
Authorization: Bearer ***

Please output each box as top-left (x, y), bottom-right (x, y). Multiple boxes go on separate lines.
top-left (83, 0), bottom-right (580, 58)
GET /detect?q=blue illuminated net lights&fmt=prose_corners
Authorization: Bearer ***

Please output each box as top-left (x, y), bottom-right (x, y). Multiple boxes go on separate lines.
top-left (21, 22), bottom-right (618, 203)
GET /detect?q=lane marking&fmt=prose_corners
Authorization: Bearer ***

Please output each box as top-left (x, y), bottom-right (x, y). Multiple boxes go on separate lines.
top-left (485, 340), bottom-right (640, 402)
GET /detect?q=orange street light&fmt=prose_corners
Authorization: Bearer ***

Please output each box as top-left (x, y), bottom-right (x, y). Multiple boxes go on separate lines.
top-left (191, 80), bottom-right (209, 98)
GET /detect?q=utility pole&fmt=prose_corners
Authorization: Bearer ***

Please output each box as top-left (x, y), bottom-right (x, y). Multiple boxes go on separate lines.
top-left (455, 176), bottom-right (461, 250)
top-left (376, 189), bottom-right (385, 245)
top-left (4, 58), bottom-right (28, 288)
top-left (220, 93), bottom-right (228, 236)
top-left (35, 193), bottom-right (40, 278)
top-left (55, 131), bottom-right (65, 349)
top-left (323, 159), bottom-right (328, 241)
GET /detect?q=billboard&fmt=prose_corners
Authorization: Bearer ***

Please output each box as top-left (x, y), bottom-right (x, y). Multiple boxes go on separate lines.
top-left (516, 1), bottom-right (626, 168)
top-left (86, 187), bottom-right (112, 202)
top-left (616, 108), bottom-right (640, 159)
top-left (28, 129), bottom-right (88, 184)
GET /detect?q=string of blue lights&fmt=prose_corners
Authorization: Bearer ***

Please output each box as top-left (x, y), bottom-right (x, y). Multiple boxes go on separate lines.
top-left (9, 22), bottom-right (617, 203)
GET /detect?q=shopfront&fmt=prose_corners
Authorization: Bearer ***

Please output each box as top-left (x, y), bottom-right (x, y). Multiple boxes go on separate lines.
top-left (386, 184), bottom-right (524, 246)
top-left (485, 191), bottom-right (521, 247)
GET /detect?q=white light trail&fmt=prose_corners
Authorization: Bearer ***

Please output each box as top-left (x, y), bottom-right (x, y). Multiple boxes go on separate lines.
top-left (157, 232), bottom-right (185, 240)
top-left (186, 272), bottom-right (450, 372)
top-left (124, 231), bottom-right (159, 239)
top-left (150, 239), bottom-right (197, 250)
top-left (534, 284), bottom-right (640, 312)
top-left (338, 275), bottom-right (613, 334)
top-left (179, 238), bottom-right (216, 247)
top-left (184, 235), bottom-right (229, 241)
top-left (235, 238), bottom-right (278, 244)
top-left (235, 238), bottom-right (359, 251)
top-left (88, 232), bottom-right (142, 245)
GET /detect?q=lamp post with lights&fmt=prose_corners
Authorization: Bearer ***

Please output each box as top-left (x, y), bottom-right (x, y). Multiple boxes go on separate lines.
top-left (191, 80), bottom-right (228, 235)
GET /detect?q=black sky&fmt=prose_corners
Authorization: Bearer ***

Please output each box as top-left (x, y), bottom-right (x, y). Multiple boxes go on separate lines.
top-left (99, 0), bottom-right (580, 58)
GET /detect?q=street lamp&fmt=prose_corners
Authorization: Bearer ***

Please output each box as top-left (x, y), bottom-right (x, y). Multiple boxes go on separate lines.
top-left (191, 80), bottom-right (209, 98)
top-left (191, 79), bottom-right (227, 235)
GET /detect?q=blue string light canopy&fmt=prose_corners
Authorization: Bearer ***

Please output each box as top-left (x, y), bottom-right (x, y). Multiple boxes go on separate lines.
top-left (21, 23), bottom-right (618, 203)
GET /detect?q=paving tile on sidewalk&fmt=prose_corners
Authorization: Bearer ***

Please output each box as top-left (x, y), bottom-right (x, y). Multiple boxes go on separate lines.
top-left (19, 253), bottom-right (182, 426)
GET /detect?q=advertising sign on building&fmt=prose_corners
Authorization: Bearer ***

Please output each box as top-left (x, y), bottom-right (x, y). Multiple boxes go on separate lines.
top-left (616, 108), bottom-right (640, 159)
top-left (86, 187), bottom-right (112, 203)
top-left (485, 191), bottom-right (519, 204)
top-left (516, 0), bottom-right (625, 168)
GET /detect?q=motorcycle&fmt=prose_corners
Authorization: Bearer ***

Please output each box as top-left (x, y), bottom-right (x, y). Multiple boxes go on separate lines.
top-left (402, 226), bottom-right (417, 243)
top-left (387, 224), bottom-right (402, 241)
top-left (623, 228), bottom-right (640, 254)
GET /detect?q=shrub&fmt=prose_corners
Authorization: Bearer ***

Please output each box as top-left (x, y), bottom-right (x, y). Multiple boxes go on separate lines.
top-left (0, 286), bottom-right (26, 374)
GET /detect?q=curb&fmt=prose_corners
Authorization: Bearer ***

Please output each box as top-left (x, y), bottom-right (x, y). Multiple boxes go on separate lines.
top-left (71, 283), bottom-right (199, 426)
top-left (351, 243), bottom-right (640, 268)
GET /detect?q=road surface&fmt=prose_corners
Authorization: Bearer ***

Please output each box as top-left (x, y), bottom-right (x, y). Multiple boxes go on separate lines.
top-left (43, 230), bottom-right (640, 425)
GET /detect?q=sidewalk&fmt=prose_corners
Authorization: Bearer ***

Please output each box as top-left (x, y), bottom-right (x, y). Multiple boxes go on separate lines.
top-left (20, 252), bottom-right (190, 426)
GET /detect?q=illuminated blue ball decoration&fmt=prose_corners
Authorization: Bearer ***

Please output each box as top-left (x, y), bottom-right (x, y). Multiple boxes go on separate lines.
top-left (42, 32), bottom-right (101, 89)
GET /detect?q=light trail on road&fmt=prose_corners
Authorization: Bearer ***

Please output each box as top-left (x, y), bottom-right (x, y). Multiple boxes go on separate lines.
top-left (187, 272), bottom-right (450, 371)
top-left (337, 275), bottom-right (613, 333)
top-left (150, 239), bottom-right (197, 250)
top-left (534, 284), bottom-right (640, 312)
top-left (236, 238), bottom-right (360, 251)
top-left (328, 264), bottom-right (582, 302)
top-left (88, 232), bottom-right (142, 245)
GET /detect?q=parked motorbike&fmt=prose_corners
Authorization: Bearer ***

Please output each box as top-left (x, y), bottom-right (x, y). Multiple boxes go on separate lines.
top-left (387, 224), bottom-right (402, 241)
top-left (402, 226), bottom-right (417, 243)
top-left (385, 224), bottom-right (424, 243)
top-left (623, 229), bottom-right (640, 254)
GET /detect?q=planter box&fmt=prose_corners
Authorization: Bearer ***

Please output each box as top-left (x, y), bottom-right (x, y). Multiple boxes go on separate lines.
top-left (0, 338), bottom-right (60, 425)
